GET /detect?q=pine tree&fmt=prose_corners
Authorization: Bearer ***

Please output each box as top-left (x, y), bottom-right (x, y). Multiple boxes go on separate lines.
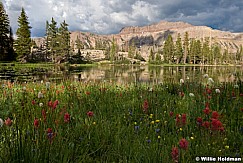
top-left (149, 48), bottom-right (155, 63)
top-left (175, 33), bottom-right (183, 63)
top-left (0, 2), bottom-right (10, 61)
top-left (7, 27), bottom-right (15, 61)
top-left (15, 8), bottom-right (31, 60)
top-left (48, 17), bottom-right (58, 62)
top-left (201, 37), bottom-right (210, 64)
top-left (183, 32), bottom-right (189, 64)
top-left (163, 34), bottom-right (174, 63)
top-left (110, 37), bottom-right (117, 62)
top-left (58, 20), bottom-right (70, 58)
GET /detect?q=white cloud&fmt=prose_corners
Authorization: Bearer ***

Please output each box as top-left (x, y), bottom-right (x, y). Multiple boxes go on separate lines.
top-left (2, 0), bottom-right (243, 37)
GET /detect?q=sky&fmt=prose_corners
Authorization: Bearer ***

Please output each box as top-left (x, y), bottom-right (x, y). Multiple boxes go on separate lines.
top-left (2, 0), bottom-right (243, 37)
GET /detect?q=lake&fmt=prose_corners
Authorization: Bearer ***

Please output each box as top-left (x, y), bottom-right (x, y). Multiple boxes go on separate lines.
top-left (0, 64), bottom-right (242, 84)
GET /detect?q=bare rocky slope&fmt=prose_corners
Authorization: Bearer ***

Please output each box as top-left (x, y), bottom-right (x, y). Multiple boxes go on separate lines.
top-left (34, 21), bottom-right (243, 61)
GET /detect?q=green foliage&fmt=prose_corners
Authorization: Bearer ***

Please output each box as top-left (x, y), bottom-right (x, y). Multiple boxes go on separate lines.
top-left (163, 35), bottom-right (174, 63)
top-left (0, 2), bottom-right (15, 61)
top-left (182, 32), bottom-right (189, 64)
top-left (15, 8), bottom-right (32, 60)
top-left (175, 33), bottom-right (183, 63)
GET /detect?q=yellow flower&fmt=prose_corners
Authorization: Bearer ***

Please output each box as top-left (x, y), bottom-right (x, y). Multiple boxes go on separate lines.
top-left (164, 121), bottom-right (167, 124)
top-left (219, 150), bottom-right (222, 152)
top-left (190, 137), bottom-right (194, 140)
top-left (225, 145), bottom-right (229, 149)
top-left (158, 136), bottom-right (161, 139)
top-left (150, 121), bottom-right (155, 124)
top-left (149, 114), bottom-right (153, 118)
top-left (92, 122), bottom-right (96, 125)
top-left (155, 120), bottom-right (160, 123)
top-left (134, 122), bottom-right (137, 125)
top-left (164, 111), bottom-right (167, 114)
top-left (179, 128), bottom-right (183, 131)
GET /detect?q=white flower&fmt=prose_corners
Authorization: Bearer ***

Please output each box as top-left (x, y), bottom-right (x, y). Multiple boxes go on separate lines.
top-left (189, 93), bottom-right (195, 97)
top-left (186, 76), bottom-right (190, 80)
top-left (203, 74), bottom-right (209, 78)
top-left (38, 91), bottom-right (43, 99)
top-left (39, 103), bottom-right (43, 107)
top-left (215, 89), bottom-right (220, 94)
top-left (46, 82), bottom-right (50, 90)
top-left (0, 118), bottom-right (3, 127)
top-left (208, 78), bottom-right (214, 84)
top-left (23, 86), bottom-right (26, 91)
top-left (40, 80), bottom-right (43, 84)
top-left (149, 87), bottom-right (153, 92)
top-left (180, 79), bottom-right (184, 84)
top-left (234, 84), bottom-right (239, 89)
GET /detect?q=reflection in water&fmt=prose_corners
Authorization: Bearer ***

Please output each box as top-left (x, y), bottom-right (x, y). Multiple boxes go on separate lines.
top-left (0, 64), bottom-right (242, 84)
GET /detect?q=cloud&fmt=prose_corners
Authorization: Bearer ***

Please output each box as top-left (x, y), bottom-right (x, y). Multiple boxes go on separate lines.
top-left (2, 0), bottom-right (243, 37)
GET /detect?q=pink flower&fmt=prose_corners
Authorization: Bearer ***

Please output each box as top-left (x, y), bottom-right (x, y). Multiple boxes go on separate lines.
top-left (5, 118), bottom-right (12, 126)
top-left (87, 111), bottom-right (94, 117)
top-left (179, 138), bottom-right (189, 150)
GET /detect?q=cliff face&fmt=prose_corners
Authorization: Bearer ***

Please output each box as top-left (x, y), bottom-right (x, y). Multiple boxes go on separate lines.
top-left (33, 21), bottom-right (243, 61)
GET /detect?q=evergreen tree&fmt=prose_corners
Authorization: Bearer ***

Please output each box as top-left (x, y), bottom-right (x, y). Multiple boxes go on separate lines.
top-left (149, 48), bottom-right (155, 63)
top-left (15, 8), bottom-right (31, 60)
top-left (212, 45), bottom-right (221, 64)
top-left (0, 2), bottom-right (10, 61)
top-left (110, 37), bottom-right (117, 62)
top-left (201, 37), bottom-right (210, 64)
top-left (175, 33), bottom-right (183, 63)
top-left (48, 17), bottom-right (58, 62)
top-left (58, 20), bottom-right (70, 58)
top-left (163, 35), bottom-right (174, 63)
top-left (183, 32), bottom-right (189, 64)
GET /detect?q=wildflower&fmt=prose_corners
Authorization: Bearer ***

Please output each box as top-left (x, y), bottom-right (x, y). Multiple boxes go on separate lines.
top-left (181, 114), bottom-right (187, 125)
top-left (52, 100), bottom-right (59, 109)
top-left (147, 139), bottom-right (151, 143)
top-left (190, 137), bottom-right (194, 140)
top-left (203, 106), bottom-right (211, 115)
top-left (42, 109), bottom-right (47, 122)
top-left (186, 76), bottom-right (189, 80)
top-left (212, 111), bottom-right (219, 119)
top-left (215, 89), bottom-right (220, 94)
top-left (241, 108), bottom-right (243, 112)
top-left (48, 101), bottom-right (53, 107)
top-left (64, 113), bottom-right (70, 123)
top-left (46, 82), bottom-right (50, 90)
top-left (196, 117), bottom-right (203, 126)
top-left (203, 74), bottom-right (209, 78)
top-left (179, 79), bottom-right (184, 84)
top-left (134, 126), bottom-right (140, 131)
top-left (202, 121), bottom-right (210, 128)
top-left (155, 120), bottom-right (160, 123)
top-left (92, 122), bottom-right (96, 125)
top-left (46, 128), bottom-right (55, 143)
top-left (85, 91), bottom-right (91, 95)
top-left (150, 121), bottom-right (155, 124)
top-left (179, 128), bottom-right (183, 131)
top-left (171, 146), bottom-right (179, 162)
top-left (38, 91), bottom-right (43, 98)
top-left (225, 145), bottom-right (229, 149)
top-left (143, 100), bottom-right (149, 113)
top-left (240, 93), bottom-right (243, 96)
top-left (155, 129), bottom-right (160, 133)
top-left (189, 93), bottom-right (195, 97)
top-left (170, 111), bottom-right (174, 117)
top-left (208, 78), bottom-right (214, 84)
top-left (34, 119), bottom-right (39, 128)
top-left (5, 118), bottom-right (12, 126)
top-left (32, 100), bottom-right (36, 105)
top-left (179, 92), bottom-right (184, 97)
top-left (148, 87), bottom-right (153, 92)
top-left (39, 103), bottom-right (43, 107)
top-left (179, 138), bottom-right (189, 150)
top-left (234, 84), bottom-right (239, 89)
top-left (211, 119), bottom-right (223, 131)
top-left (158, 135), bottom-right (161, 139)
top-left (0, 118), bottom-right (3, 127)
top-left (23, 86), bottom-right (26, 91)
top-left (87, 111), bottom-right (94, 117)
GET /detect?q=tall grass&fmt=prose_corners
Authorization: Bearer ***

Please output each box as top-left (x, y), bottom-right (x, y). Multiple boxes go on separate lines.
top-left (0, 79), bottom-right (242, 162)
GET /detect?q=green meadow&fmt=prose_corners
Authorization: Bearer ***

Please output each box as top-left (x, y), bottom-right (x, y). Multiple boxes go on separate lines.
top-left (0, 77), bottom-right (242, 162)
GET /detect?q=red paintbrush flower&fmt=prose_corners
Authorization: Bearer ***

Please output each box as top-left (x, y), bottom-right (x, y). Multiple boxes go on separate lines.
top-left (143, 100), bottom-right (149, 113)
top-left (203, 106), bottom-right (211, 115)
top-left (171, 146), bottom-right (179, 163)
top-left (202, 121), bottom-right (210, 128)
top-left (211, 111), bottom-right (219, 119)
top-left (5, 118), bottom-right (12, 126)
top-left (170, 111), bottom-right (174, 117)
top-left (52, 100), bottom-right (59, 109)
top-left (179, 138), bottom-right (188, 150)
top-left (87, 111), bottom-right (94, 117)
top-left (196, 117), bottom-right (203, 126)
top-left (181, 114), bottom-right (187, 125)
top-left (64, 112), bottom-right (70, 123)
top-left (34, 119), bottom-right (39, 128)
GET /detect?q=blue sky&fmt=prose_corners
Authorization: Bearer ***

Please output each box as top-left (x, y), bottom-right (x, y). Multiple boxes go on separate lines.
top-left (2, 0), bottom-right (243, 37)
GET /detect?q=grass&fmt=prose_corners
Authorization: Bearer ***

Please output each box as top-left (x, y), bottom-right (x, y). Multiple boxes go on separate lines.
top-left (0, 78), bottom-right (242, 162)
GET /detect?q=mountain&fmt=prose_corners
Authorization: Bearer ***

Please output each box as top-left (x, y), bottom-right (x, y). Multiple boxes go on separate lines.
top-left (33, 21), bottom-right (243, 61)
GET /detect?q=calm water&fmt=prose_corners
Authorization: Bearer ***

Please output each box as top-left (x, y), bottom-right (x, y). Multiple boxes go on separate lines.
top-left (0, 64), bottom-right (242, 84)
